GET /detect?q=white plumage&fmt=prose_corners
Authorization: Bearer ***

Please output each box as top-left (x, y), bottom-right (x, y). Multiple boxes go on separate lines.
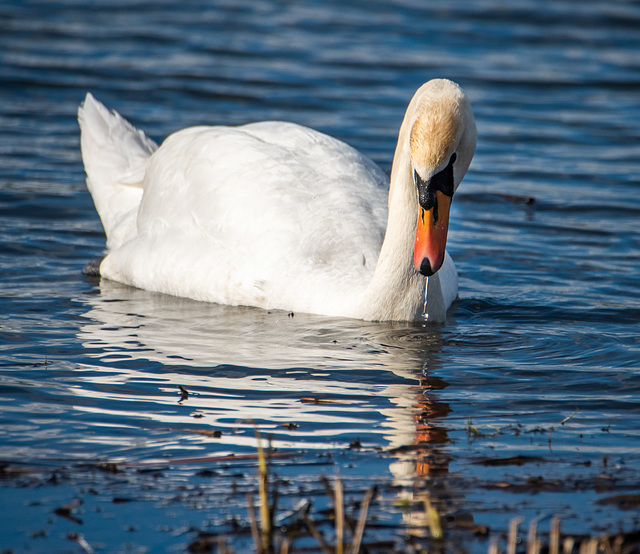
top-left (79, 79), bottom-right (476, 321)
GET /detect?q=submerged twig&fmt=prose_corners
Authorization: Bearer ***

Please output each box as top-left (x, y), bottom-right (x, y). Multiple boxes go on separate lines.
top-left (561, 409), bottom-right (580, 425)
top-left (497, 193), bottom-right (536, 205)
top-left (68, 533), bottom-right (94, 554)
top-left (178, 385), bottom-right (189, 403)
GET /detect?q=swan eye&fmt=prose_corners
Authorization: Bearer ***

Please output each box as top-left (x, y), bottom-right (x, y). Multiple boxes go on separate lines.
top-left (414, 155), bottom-right (456, 211)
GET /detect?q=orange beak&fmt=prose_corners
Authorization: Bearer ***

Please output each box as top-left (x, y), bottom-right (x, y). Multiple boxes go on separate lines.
top-left (413, 190), bottom-right (451, 276)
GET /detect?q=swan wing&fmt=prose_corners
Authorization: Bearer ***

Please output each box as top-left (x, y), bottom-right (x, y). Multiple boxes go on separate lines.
top-left (101, 121), bottom-right (390, 316)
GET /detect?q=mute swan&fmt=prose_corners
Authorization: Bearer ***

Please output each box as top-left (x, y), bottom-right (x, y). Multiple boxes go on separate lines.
top-left (79, 79), bottom-right (476, 322)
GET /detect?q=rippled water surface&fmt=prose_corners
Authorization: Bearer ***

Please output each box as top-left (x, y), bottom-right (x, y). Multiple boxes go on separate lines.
top-left (1, 0), bottom-right (640, 551)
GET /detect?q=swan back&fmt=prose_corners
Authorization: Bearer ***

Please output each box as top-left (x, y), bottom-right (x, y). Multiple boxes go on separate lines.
top-left (101, 121), bottom-right (390, 317)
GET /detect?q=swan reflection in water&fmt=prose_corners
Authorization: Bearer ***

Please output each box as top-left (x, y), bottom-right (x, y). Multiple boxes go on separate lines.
top-left (78, 279), bottom-right (464, 532)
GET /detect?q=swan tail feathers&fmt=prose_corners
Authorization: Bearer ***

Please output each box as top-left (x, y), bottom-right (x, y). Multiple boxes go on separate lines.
top-left (78, 93), bottom-right (158, 248)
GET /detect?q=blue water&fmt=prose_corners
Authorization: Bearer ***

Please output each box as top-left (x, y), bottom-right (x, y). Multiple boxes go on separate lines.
top-left (1, 0), bottom-right (640, 551)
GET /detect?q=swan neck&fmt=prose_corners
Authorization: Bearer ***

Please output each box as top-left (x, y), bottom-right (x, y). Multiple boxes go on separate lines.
top-left (360, 117), bottom-right (426, 321)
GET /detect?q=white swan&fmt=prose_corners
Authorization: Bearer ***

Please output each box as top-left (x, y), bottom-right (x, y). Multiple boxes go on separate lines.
top-left (78, 79), bottom-right (476, 322)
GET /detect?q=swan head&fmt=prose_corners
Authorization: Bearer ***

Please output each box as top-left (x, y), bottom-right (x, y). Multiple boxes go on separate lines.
top-left (408, 79), bottom-right (476, 276)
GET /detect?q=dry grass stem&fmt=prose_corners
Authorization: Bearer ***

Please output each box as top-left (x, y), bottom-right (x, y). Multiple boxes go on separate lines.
top-left (303, 513), bottom-right (333, 554)
top-left (508, 516), bottom-right (523, 554)
top-left (350, 486), bottom-right (376, 554)
top-left (239, 433), bottom-right (636, 554)
top-left (423, 495), bottom-right (442, 540)
top-left (255, 427), bottom-right (272, 552)
top-left (335, 477), bottom-right (345, 554)
top-left (247, 493), bottom-right (262, 553)
top-left (550, 516), bottom-right (561, 554)
top-left (578, 537), bottom-right (598, 554)
top-left (613, 536), bottom-right (624, 554)
top-left (217, 536), bottom-right (232, 554)
top-left (279, 536), bottom-right (291, 554)
top-left (563, 536), bottom-right (575, 553)
top-left (601, 537), bottom-right (614, 554)
top-left (526, 517), bottom-right (541, 554)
